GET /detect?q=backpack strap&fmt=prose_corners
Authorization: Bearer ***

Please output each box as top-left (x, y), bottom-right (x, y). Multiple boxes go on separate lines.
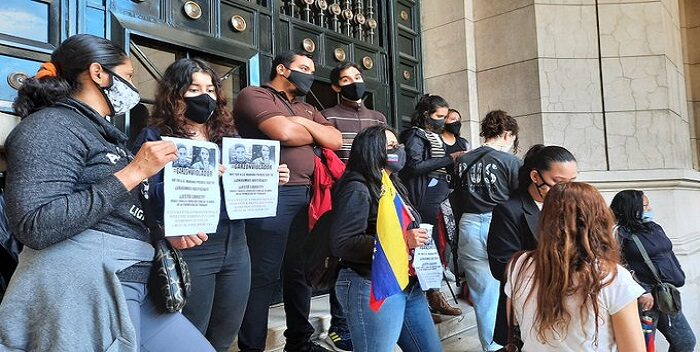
top-left (630, 234), bottom-right (663, 285)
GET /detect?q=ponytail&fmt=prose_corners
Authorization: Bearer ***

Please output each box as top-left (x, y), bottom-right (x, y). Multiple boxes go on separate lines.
top-left (12, 34), bottom-right (128, 118)
top-left (13, 77), bottom-right (72, 118)
top-left (517, 144), bottom-right (576, 191)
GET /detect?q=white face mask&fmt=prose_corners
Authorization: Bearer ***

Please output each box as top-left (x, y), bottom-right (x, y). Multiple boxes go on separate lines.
top-left (99, 68), bottom-right (140, 116)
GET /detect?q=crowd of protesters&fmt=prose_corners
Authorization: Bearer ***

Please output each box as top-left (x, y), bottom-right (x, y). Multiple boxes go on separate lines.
top-left (0, 34), bottom-right (694, 352)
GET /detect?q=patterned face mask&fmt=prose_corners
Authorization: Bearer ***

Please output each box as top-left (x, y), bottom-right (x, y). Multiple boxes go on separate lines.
top-left (99, 67), bottom-right (141, 116)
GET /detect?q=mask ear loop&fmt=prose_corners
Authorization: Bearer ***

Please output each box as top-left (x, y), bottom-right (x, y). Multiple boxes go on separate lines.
top-left (93, 65), bottom-right (116, 116)
top-left (534, 170), bottom-right (552, 199)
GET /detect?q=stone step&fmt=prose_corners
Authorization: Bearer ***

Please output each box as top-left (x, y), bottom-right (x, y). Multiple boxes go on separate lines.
top-left (229, 281), bottom-right (481, 351)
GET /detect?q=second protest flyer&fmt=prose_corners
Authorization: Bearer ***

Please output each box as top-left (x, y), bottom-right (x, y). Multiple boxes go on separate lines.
top-left (222, 137), bottom-right (280, 220)
top-left (162, 136), bottom-right (221, 236)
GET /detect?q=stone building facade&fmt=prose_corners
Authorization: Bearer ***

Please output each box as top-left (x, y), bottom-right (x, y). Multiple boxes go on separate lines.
top-left (421, 0), bottom-right (700, 336)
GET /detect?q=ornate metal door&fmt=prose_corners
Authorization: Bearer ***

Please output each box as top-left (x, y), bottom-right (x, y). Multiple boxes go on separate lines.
top-left (0, 0), bottom-right (423, 133)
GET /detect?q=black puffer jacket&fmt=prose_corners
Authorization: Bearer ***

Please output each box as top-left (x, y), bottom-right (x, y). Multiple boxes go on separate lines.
top-left (398, 127), bottom-right (453, 209)
top-left (617, 222), bottom-right (685, 293)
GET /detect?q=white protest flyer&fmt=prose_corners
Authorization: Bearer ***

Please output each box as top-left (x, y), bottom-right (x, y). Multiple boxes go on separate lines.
top-left (413, 224), bottom-right (444, 290)
top-left (161, 136), bottom-right (221, 236)
top-left (222, 137), bottom-right (280, 220)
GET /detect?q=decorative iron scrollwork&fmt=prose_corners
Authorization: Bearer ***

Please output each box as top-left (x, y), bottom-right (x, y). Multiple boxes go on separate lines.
top-left (7, 72), bottom-right (28, 90)
top-left (329, 2), bottom-right (342, 15)
top-left (183, 1), bottom-right (202, 20)
top-left (280, 0), bottom-right (380, 45)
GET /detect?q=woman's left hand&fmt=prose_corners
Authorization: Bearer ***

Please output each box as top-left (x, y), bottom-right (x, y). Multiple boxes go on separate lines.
top-left (218, 164), bottom-right (226, 177)
top-left (278, 163), bottom-right (290, 185)
top-left (638, 293), bottom-right (654, 311)
top-left (167, 232), bottom-right (209, 249)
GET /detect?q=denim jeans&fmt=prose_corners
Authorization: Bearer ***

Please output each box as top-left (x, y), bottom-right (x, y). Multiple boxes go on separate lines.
top-left (181, 219), bottom-right (250, 352)
top-left (641, 306), bottom-right (696, 352)
top-left (335, 268), bottom-right (442, 352)
top-left (329, 282), bottom-right (349, 334)
top-left (238, 186), bottom-right (314, 352)
top-left (458, 212), bottom-right (501, 351)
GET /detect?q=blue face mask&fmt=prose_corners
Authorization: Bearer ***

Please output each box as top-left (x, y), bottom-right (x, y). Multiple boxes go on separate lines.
top-left (642, 211), bottom-right (655, 223)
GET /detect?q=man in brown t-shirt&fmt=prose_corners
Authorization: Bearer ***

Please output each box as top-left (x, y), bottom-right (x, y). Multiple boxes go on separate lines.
top-left (234, 50), bottom-right (341, 352)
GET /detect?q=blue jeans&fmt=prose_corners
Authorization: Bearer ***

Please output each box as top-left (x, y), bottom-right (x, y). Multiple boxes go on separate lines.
top-left (335, 268), bottom-right (442, 352)
top-left (458, 212), bottom-right (501, 351)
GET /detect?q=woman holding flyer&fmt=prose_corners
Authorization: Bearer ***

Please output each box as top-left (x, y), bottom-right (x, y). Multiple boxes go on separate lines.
top-left (132, 58), bottom-right (289, 352)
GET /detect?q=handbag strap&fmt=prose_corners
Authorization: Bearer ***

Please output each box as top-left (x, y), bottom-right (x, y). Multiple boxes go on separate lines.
top-left (630, 234), bottom-right (663, 285)
top-left (505, 251), bottom-right (527, 350)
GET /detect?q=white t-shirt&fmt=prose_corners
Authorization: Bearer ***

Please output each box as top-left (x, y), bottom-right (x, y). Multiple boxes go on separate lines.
top-left (505, 256), bottom-right (644, 352)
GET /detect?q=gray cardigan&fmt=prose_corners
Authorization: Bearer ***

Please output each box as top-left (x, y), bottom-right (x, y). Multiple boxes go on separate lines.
top-left (0, 229), bottom-right (154, 351)
top-left (4, 98), bottom-right (153, 282)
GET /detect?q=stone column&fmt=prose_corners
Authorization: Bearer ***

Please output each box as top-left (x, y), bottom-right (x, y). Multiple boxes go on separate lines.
top-left (682, 0), bottom-right (700, 168)
top-left (474, 1), bottom-right (541, 153)
top-left (535, 1), bottom-right (605, 171)
top-left (599, 0), bottom-right (692, 171)
top-left (421, 0), bottom-right (480, 144)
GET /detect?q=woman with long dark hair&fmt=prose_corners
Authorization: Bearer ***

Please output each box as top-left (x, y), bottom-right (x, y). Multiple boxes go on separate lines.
top-left (487, 144), bottom-right (577, 345)
top-left (330, 125), bottom-right (441, 352)
top-left (506, 183), bottom-right (645, 351)
top-left (1, 34), bottom-right (214, 351)
top-left (399, 94), bottom-right (463, 317)
top-left (132, 58), bottom-right (289, 351)
top-left (611, 190), bottom-right (695, 352)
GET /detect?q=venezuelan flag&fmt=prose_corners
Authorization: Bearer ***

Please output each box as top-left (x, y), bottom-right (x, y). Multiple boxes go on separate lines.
top-left (369, 170), bottom-right (412, 312)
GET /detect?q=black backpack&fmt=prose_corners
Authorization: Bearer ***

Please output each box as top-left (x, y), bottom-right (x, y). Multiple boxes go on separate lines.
top-left (303, 210), bottom-right (340, 291)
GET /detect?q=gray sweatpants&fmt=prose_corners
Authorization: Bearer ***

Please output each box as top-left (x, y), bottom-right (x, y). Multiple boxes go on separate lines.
top-left (121, 282), bottom-right (215, 352)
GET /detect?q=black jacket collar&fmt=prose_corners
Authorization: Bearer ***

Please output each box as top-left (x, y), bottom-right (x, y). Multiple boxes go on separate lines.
top-left (520, 191), bottom-right (540, 240)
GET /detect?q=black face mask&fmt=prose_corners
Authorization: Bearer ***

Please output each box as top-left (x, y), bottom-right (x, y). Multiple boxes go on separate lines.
top-left (339, 82), bottom-right (366, 101)
top-left (534, 170), bottom-right (556, 198)
top-left (427, 118), bottom-right (445, 132)
top-left (184, 94), bottom-right (217, 124)
top-left (386, 146), bottom-right (406, 174)
top-left (285, 67), bottom-right (315, 96)
top-left (444, 121), bottom-right (462, 136)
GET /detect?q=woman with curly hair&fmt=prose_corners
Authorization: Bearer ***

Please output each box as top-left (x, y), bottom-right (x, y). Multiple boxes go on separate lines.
top-left (453, 110), bottom-right (520, 351)
top-left (506, 182), bottom-right (645, 351)
top-left (132, 58), bottom-right (288, 351)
